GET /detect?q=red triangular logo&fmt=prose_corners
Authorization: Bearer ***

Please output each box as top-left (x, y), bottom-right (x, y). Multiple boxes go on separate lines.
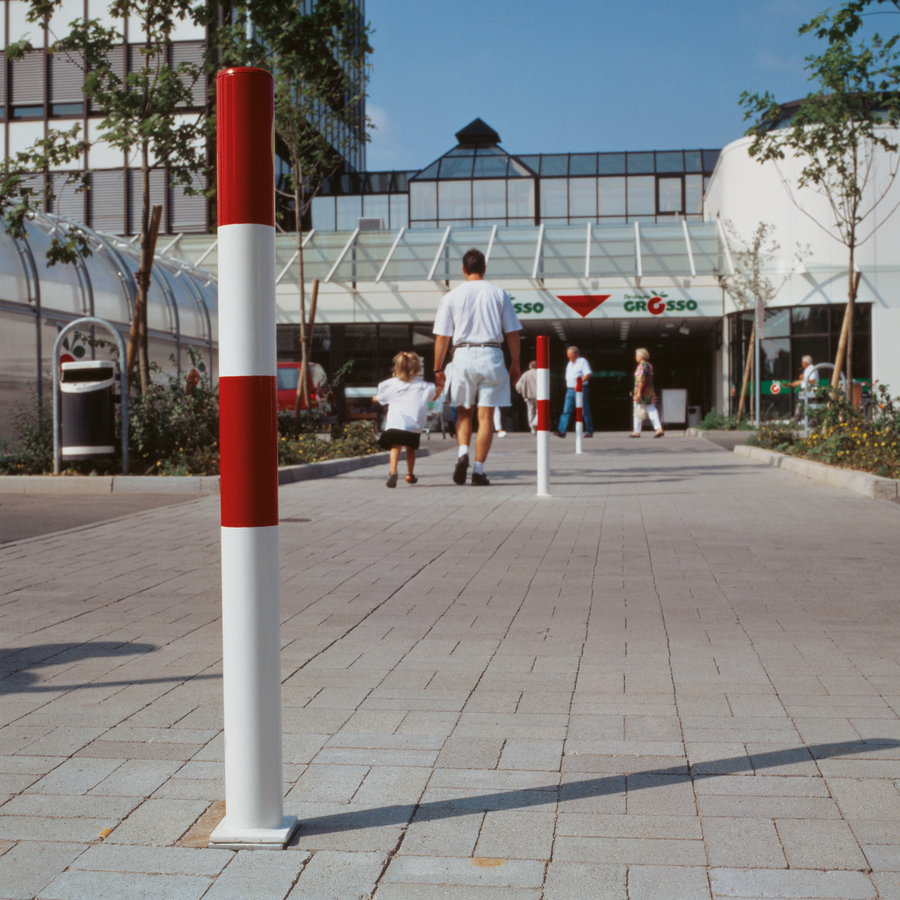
top-left (556, 294), bottom-right (610, 317)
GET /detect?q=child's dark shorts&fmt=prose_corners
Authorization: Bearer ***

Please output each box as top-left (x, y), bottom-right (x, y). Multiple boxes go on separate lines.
top-left (379, 428), bottom-right (421, 451)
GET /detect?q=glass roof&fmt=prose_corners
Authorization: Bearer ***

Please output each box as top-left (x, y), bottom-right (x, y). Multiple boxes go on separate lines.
top-left (0, 211), bottom-right (216, 344)
top-left (261, 221), bottom-right (726, 285)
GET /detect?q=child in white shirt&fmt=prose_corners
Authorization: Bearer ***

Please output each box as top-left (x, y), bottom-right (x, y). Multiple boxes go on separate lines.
top-left (374, 351), bottom-right (440, 487)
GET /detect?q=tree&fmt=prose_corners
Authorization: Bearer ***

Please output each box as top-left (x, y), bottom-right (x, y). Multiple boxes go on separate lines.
top-left (717, 221), bottom-right (807, 423)
top-left (739, 1), bottom-right (900, 400)
top-left (6, 0), bottom-right (214, 395)
top-left (0, 126), bottom-right (90, 264)
top-left (218, 0), bottom-right (372, 414)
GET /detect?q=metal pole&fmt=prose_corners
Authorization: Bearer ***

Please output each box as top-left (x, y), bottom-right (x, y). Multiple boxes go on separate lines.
top-left (755, 295), bottom-right (763, 427)
top-left (536, 335), bottom-right (550, 497)
top-left (210, 66), bottom-right (297, 850)
top-left (574, 376), bottom-right (584, 454)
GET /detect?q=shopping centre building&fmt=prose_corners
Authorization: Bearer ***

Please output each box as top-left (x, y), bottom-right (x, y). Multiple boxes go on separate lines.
top-left (1, 112), bottom-right (896, 436)
top-left (175, 116), bottom-right (893, 431)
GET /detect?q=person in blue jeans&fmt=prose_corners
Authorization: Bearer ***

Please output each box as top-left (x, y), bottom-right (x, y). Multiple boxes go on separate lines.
top-left (555, 345), bottom-right (593, 437)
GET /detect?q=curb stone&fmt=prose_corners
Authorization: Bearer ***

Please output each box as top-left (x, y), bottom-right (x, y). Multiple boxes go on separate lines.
top-left (733, 442), bottom-right (899, 502)
top-left (0, 450), bottom-right (426, 495)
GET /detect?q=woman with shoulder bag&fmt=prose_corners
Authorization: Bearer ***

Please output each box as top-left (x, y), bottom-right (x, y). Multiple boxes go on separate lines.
top-left (631, 347), bottom-right (664, 438)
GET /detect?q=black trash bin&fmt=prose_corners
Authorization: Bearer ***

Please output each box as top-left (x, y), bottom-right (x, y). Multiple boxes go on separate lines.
top-left (60, 360), bottom-right (117, 461)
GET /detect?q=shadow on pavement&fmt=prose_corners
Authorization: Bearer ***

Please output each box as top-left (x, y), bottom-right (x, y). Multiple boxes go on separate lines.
top-left (0, 640), bottom-right (200, 693)
top-left (292, 740), bottom-right (900, 838)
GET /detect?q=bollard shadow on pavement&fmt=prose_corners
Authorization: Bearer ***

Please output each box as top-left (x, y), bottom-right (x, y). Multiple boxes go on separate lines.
top-left (289, 739), bottom-right (900, 840)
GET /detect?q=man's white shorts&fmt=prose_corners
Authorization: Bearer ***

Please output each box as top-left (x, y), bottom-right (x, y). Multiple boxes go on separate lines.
top-left (446, 346), bottom-right (510, 408)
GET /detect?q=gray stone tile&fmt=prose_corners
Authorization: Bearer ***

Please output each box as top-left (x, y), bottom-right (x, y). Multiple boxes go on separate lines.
top-left (197, 849), bottom-right (311, 899)
top-left (710, 867), bottom-right (877, 898)
top-left (627, 865), bottom-right (711, 900)
top-left (0, 841), bottom-right (88, 900)
top-left (286, 850), bottom-right (385, 898)
top-left (543, 862), bottom-right (626, 899)
top-left (36, 869), bottom-right (213, 900)
top-left (382, 854), bottom-right (545, 888)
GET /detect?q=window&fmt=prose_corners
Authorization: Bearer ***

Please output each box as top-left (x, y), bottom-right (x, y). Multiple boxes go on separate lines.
top-left (473, 179), bottom-right (506, 220)
top-left (598, 177), bottom-right (626, 217)
top-left (568, 178), bottom-right (596, 218)
top-left (627, 176), bottom-right (654, 216)
top-left (658, 177), bottom-right (682, 214)
top-left (410, 182), bottom-right (436, 223)
top-left (437, 180), bottom-right (471, 222)
top-left (540, 179), bottom-right (567, 218)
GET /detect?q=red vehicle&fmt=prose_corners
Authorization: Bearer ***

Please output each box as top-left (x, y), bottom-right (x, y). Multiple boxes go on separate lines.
top-left (276, 362), bottom-right (333, 413)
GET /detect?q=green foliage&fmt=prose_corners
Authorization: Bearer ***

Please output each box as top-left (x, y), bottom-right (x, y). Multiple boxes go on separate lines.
top-left (278, 420), bottom-right (380, 466)
top-left (699, 409), bottom-right (758, 431)
top-left (128, 364), bottom-right (220, 475)
top-left (0, 390), bottom-right (53, 474)
top-left (0, 126), bottom-right (91, 264)
top-left (751, 383), bottom-right (900, 478)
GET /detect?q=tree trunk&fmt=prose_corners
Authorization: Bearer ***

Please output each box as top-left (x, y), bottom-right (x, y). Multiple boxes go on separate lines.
top-left (293, 176), bottom-right (309, 415)
top-left (126, 195), bottom-right (161, 396)
top-left (735, 321), bottom-right (755, 424)
top-left (832, 265), bottom-right (861, 401)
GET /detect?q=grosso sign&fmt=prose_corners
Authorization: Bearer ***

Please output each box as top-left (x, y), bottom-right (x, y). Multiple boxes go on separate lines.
top-left (623, 293), bottom-right (699, 315)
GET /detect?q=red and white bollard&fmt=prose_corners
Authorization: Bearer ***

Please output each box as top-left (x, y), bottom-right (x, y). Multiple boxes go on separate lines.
top-left (210, 67), bottom-right (297, 850)
top-left (536, 335), bottom-right (550, 497)
top-left (575, 375), bottom-right (584, 454)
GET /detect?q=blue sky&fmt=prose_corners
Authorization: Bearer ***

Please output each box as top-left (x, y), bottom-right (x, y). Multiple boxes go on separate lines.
top-left (365, 0), bottom-right (835, 171)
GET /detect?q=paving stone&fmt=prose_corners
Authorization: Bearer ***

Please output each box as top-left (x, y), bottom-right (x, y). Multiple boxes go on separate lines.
top-left (3, 438), bottom-right (900, 896)
top-left (382, 854), bottom-right (545, 888)
top-left (193, 849), bottom-right (312, 899)
top-left (286, 850), bottom-right (385, 898)
top-left (553, 835), bottom-right (707, 866)
top-left (710, 867), bottom-right (877, 898)
top-left (627, 865), bottom-right (711, 900)
top-left (543, 862), bottom-right (626, 899)
top-left (36, 868), bottom-right (214, 899)
top-left (0, 841), bottom-right (87, 900)
top-left (702, 816), bottom-right (786, 867)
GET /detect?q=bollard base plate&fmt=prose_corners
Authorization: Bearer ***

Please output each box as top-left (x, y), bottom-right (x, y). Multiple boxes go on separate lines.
top-left (209, 815), bottom-right (299, 850)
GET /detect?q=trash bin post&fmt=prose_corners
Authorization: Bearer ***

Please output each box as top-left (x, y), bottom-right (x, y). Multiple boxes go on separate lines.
top-left (52, 318), bottom-right (129, 474)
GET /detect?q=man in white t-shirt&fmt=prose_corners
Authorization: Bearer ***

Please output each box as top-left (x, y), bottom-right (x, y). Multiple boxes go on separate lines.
top-left (555, 346), bottom-right (593, 437)
top-left (432, 248), bottom-right (521, 486)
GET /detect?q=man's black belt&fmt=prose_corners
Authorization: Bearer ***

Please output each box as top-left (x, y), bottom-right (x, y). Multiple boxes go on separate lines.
top-left (455, 341), bottom-right (502, 348)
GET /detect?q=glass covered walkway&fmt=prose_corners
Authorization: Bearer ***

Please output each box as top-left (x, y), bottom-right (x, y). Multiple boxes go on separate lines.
top-left (0, 211), bottom-right (217, 439)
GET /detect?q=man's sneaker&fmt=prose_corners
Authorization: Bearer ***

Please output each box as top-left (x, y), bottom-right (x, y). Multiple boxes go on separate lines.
top-left (555, 431), bottom-right (566, 438)
top-left (452, 453), bottom-right (469, 485)
top-left (471, 471), bottom-right (490, 486)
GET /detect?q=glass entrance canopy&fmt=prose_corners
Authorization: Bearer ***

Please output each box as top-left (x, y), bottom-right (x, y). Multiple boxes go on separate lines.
top-left (266, 220), bottom-right (727, 286)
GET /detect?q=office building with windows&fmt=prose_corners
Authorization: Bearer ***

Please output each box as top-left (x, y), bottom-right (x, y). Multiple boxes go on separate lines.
top-left (0, 0), bottom-right (368, 236)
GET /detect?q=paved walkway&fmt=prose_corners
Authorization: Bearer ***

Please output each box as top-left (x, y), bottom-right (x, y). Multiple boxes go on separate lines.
top-left (1, 434), bottom-right (899, 899)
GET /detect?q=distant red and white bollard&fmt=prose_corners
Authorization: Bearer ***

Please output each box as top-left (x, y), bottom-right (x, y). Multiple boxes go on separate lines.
top-left (536, 335), bottom-right (550, 497)
top-left (210, 67), bottom-right (297, 850)
top-left (575, 376), bottom-right (584, 454)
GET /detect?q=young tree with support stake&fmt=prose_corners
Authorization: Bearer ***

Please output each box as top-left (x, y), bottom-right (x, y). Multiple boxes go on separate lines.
top-left (218, 0), bottom-right (371, 415)
top-left (6, 0), bottom-right (214, 396)
top-left (716, 221), bottom-right (806, 424)
top-left (739, 0), bottom-right (900, 401)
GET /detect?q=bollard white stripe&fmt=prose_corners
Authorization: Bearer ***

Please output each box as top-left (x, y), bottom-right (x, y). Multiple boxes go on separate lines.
top-left (218, 223), bottom-right (276, 377)
top-left (536, 371), bottom-right (550, 402)
top-left (218, 525), bottom-right (285, 829)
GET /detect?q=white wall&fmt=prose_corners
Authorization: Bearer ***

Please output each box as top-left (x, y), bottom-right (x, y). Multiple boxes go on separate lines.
top-left (705, 130), bottom-right (900, 395)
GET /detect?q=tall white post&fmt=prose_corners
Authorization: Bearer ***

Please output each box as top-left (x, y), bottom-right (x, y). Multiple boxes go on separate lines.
top-left (536, 335), bottom-right (550, 497)
top-left (209, 67), bottom-right (297, 851)
top-left (575, 375), bottom-right (584, 454)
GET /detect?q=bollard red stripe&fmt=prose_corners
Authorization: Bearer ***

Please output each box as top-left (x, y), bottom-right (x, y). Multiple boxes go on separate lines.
top-left (536, 335), bottom-right (549, 371)
top-left (219, 376), bottom-right (279, 527)
top-left (537, 399), bottom-right (549, 432)
top-left (217, 68), bottom-right (274, 228)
